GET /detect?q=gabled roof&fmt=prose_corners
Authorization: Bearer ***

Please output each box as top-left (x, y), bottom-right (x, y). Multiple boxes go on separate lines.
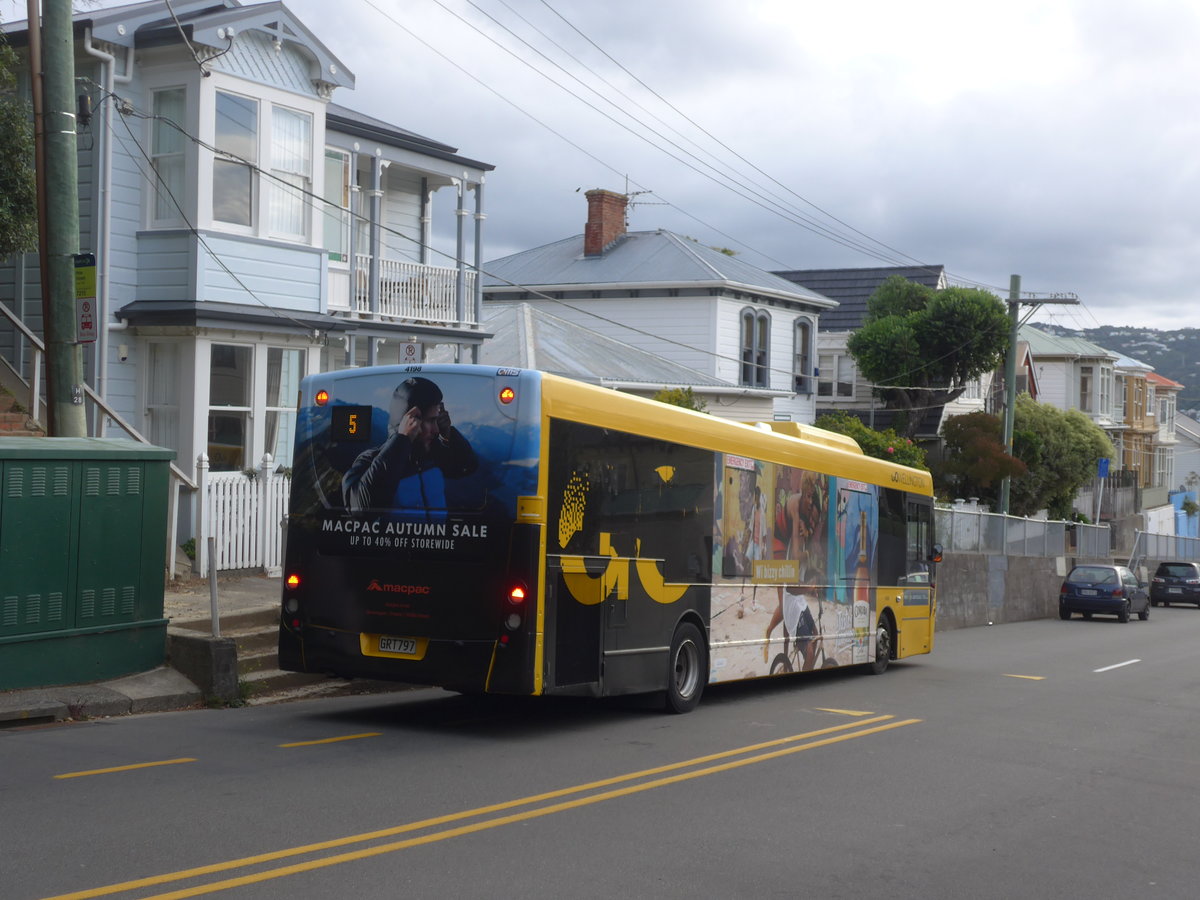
top-left (1, 0), bottom-right (355, 91)
top-left (1147, 371), bottom-right (1185, 390)
top-left (1020, 325), bottom-right (1120, 361)
top-left (772, 265), bottom-right (946, 330)
top-left (435, 302), bottom-right (782, 394)
top-left (483, 231), bottom-right (835, 309)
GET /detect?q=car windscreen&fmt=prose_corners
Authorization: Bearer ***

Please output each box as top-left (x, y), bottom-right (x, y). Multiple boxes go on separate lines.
top-left (1068, 566), bottom-right (1117, 584)
top-left (1159, 564), bottom-right (1199, 577)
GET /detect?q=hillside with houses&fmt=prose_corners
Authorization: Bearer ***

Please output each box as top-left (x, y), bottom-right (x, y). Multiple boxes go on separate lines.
top-left (1036, 325), bottom-right (1200, 414)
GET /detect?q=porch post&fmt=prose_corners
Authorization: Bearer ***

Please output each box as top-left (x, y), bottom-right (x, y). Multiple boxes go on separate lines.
top-left (367, 152), bottom-right (383, 365)
top-left (455, 178), bottom-right (467, 343)
top-left (420, 177), bottom-right (431, 266)
top-left (472, 178), bottom-right (485, 363)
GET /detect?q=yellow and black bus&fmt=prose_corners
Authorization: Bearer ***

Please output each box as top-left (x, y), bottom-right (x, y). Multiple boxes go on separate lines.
top-left (279, 364), bottom-right (940, 713)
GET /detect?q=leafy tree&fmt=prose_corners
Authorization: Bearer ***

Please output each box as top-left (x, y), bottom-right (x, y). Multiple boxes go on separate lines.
top-left (1008, 394), bottom-right (1114, 519)
top-left (814, 410), bottom-right (927, 469)
top-left (0, 34), bottom-right (37, 257)
top-left (846, 276), bottom-right (1010, 438)
top-left (935, 411), bottom-right (1026, 505)
top-left (652, 386), bottom-right (707, 413)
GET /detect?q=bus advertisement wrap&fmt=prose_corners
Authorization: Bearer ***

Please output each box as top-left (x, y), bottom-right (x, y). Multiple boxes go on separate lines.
top-left (280, 365), bottom-right (938, 713)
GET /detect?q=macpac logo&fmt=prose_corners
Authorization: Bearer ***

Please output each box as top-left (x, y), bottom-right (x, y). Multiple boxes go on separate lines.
top-left (367, 580), bottom-right (431, 594)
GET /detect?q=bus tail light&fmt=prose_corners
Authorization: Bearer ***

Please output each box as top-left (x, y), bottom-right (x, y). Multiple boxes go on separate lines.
top-left (508, 585), bottom-right (527, 605)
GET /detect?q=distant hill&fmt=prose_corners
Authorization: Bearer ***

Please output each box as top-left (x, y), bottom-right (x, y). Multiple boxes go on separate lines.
top-left (1033, 324), bottom-right (1200, 415)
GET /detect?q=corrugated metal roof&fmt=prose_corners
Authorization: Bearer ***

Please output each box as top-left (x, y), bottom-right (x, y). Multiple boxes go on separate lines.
top-left (1020, 325), bottom-right (1119, 361)
top-left (429, 302), bottom-right (735, 388)
top-left (483, 231), bottom-right (835, 307)
top-left (773, 265), bottom-right (946, 331)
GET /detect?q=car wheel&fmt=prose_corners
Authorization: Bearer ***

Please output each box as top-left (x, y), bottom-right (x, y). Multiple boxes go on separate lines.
top-left (1164, 600), bottom-right (1171, 607)
top-left (1083, 612), bottom-right (1092, 619)
top-left (664, 622), bottom-right (706, 714)
top-left (1118, 600), bottom-right (1130, 623)
top-left (1059, 604), bottom-right (1071, 621)
top-left (1138, 605), bottom-right (1149, 621)
top-left (1151, 597), bottom-right (1159, 607)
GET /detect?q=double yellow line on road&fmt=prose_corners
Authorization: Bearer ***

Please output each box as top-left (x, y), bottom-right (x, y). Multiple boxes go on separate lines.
top-left (46, 714), bottom-right (920, 900)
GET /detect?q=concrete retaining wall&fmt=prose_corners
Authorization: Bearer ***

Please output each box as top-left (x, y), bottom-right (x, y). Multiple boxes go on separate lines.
top-left (935, 555), bottom-right (1069, 630)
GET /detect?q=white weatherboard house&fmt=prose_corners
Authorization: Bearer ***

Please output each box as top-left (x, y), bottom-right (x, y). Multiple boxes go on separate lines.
top-left (0, 0), bottom-right (493, 567)
top-left (481, 190), bottom-right (838, 424)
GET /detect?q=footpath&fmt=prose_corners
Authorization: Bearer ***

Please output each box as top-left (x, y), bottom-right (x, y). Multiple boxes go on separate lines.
top-left (0, 572), bottom-right (406, 727)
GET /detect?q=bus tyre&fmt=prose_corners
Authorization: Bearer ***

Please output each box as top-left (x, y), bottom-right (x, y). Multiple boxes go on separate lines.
top-left (870, 617), bottom-right (893, 676)
top-left (665, 622), bottom-right (706, 714)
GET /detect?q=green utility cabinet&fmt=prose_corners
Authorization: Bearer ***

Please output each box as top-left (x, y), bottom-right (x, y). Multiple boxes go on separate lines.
top-left (0, 438), bottom-right (174, 690)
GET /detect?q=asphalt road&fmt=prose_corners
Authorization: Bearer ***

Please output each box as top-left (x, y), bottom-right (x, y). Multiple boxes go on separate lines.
top-left (3, 604), bottom-right (1198, 900)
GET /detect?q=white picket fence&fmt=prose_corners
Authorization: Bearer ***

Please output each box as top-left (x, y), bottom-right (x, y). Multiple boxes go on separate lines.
top-left (195, 454), bottom-right (291, 575)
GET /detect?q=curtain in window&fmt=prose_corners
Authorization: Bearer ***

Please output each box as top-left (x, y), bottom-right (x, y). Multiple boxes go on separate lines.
top-left (265, 348), bottom-right (303, 468)
top-left (151, 89), bottom-right (185, 222)
top-left (269, 107), bottom-right (312, 237)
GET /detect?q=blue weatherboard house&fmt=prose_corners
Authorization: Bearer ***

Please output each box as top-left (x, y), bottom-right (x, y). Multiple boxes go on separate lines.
top-left (0, 0), bottom-right (493, 549)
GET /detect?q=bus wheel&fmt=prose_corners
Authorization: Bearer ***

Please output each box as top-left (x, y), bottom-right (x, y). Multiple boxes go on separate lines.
top-left (870, 616), bottom-right (893, 676)
top-left (665, 622), bottom-right (706, 714)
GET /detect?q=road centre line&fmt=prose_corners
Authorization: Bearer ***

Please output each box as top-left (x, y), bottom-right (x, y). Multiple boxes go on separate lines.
top-left (53, 759), bottom-right (197, 780)
top-left (815, 708), bottom-right (878, 716)
top-left (1002, 674), bottom-right (1045, 681)
top-left (47, 715), bottom-right (919, 900)
top-left (279, 733), bottom-right (382, 747)
top-left (1094, 659), bottom-right (1141, 673)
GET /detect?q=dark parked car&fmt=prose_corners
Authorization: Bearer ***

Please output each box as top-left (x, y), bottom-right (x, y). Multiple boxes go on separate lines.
top-left (1150, 561), bottom-right (1200, 607)
top-left (1059, 564), bottom-right (1149, 622)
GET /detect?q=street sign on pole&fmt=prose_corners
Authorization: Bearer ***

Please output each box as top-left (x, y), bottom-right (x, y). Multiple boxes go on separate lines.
top-left (74, 252), bottom-right (97, 343)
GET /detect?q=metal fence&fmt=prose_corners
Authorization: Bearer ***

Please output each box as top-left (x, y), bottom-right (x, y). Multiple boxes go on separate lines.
top-left (935, 505), bottom-right (1110, 559)
top-left (1128, 530), bottom-right (1200, 568)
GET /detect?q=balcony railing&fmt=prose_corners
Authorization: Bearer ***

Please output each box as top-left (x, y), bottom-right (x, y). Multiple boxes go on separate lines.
top-left (352, 256), bottom-right (476, 326)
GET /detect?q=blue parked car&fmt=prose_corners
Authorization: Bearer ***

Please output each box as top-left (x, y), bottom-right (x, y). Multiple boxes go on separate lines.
top-left (1059, 564), bottom-right (1149, 623)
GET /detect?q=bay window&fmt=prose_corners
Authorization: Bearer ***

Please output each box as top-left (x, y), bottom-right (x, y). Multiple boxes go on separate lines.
top-left (212, 90), bottom-right (314, 239)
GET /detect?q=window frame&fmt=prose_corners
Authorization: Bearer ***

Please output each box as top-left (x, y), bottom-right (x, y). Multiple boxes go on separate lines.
top-left (149, 86), bottom-right (188, 227)
top-left (793, 318), bottom-right (814, 394)
top-left (322, 147), bottom-right (352, 265)
top-left (817, 351), bottom-right (856, 399)
top-left (739, 308), bottom-right (770, 388)
top-left (205, 79), bottom-right (323, 244)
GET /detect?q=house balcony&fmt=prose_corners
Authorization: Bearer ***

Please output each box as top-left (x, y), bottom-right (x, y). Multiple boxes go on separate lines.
top-left (327, 256), bottom-right (477, 329)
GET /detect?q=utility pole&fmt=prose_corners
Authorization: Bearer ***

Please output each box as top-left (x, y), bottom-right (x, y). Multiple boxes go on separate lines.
top-left (31, 0), bottom-right (87, 436)
top-left (997, 275), bottom-right (1079, 515)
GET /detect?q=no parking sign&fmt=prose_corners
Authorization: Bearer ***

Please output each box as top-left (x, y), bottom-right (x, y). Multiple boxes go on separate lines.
top-left (401, 341), bottom-right (422, 364)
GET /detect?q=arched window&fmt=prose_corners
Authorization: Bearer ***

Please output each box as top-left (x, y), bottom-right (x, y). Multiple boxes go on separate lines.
top-left (793, 318), bottom-right (813, 393)
top-left (740, 308), bottom-right (770, 387)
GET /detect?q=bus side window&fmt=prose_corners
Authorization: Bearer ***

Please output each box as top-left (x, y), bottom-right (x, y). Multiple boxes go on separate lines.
top-left (906, 501), bottom-right (933, 579)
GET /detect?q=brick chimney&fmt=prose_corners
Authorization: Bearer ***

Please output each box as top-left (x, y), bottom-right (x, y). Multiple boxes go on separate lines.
top-left (583, 189), bottom-right (628, 257)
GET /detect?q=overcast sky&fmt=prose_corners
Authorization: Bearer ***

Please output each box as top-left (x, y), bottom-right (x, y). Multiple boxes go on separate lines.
top-left (75, 0), bottom-right (1200, 331)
